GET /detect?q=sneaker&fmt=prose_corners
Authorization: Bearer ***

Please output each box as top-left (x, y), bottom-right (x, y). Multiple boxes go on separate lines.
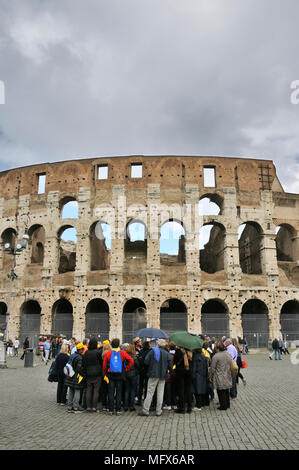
top-left (116, 411), bottom-right (122, 416)
top-left (242, 379), bottom-right (247, 386)
top-left (73, 408), bottom-right (84, 413)
top-left (172, 405), bottom-right (178, 410)
top-left (138, 410), bottom-right (149, 417)
top-left (192, 407), bottom-right (202, 411)
top-left (163, 406), bottom-right (172, 411)
top-left (156, 411), bottom-right (162, 417)
top-left (67, 408), bottom-right (74, 413)
top-left (108, 411), bottom-right (114, 416)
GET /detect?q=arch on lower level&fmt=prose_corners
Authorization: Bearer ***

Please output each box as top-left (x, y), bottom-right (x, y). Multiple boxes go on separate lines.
top-left (51, 299), bottom-right (73, 339)
top-left (241, 298), bottom-right (269, 348)
top-left (160, 298), bottom-right (188, 335)
top-left (122, 298), bottom-right (147, 343)
top-left (85, 298), bottom-right (110, 341)
top-left (201, 299), bottom-right (229, 339)
top-left (280, 300), bottom-right (299, 341)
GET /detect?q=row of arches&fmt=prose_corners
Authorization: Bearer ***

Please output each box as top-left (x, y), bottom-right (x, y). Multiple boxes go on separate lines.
top-left (1, 298), bottom-right (298, 348)
top-left (2, 220), bottom-right (297, 277)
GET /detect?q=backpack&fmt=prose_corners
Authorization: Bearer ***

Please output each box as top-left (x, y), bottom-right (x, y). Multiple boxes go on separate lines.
top-left (48, 360), bottom-right (58, 382)
top-left (109, 350), bottom-right (122, 374)
top-left (63, 354), bottom-right (77, 378)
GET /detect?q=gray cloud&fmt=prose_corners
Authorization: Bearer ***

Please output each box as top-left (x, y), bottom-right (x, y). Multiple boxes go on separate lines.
top-left (0, 0), bottom-right (299, 192)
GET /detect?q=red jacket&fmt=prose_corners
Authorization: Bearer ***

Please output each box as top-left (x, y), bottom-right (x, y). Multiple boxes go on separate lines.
top-left (103, 349), bottom-right (134, 377)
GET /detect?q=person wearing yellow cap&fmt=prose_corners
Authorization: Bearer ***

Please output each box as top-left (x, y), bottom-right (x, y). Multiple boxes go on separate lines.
top-left (65, 342), bottom-right (86, 413)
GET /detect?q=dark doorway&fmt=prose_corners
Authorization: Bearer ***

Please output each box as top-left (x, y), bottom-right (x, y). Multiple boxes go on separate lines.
top-left (122, 299), bottom-right (146, 343)
top-left (160, 299), bottom-right (187, 335)
top-left (19, 300), bottom-right (41, 348)
top-left (241, 299), bottom-right (269, 348)
top-left (85, 299), bottom-right (109, 341)
top-left (280, 300), bottom-right (299, 341)
top-left (52, 299), bottom-right (73, 339)
top-left (201, 299), bottom-right (229, 339)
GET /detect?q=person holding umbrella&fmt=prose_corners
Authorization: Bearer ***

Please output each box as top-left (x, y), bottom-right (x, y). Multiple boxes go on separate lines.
top-left (169, 331), bottom-right (204, 414)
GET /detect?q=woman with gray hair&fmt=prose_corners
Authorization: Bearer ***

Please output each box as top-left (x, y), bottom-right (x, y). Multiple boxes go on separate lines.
top-left (209, 341), bottom-right (232, 411)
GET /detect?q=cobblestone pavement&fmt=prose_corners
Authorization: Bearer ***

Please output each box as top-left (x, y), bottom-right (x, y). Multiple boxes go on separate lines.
top-left (0, 352), bottom-right (298, 450)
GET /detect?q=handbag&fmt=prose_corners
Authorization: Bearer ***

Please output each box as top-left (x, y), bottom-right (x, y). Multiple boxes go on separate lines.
top-left (241, 360), bottom-right (248, 369)
top-left (230, 358), bottom-right (238, 377)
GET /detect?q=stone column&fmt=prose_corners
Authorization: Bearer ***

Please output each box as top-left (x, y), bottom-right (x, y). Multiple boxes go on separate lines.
top-left (223, 188), bottom-right (242, 287)
top-left (185, 184), bottom-right (201, 289)
top-left (260, 191), bottom-right (279, 287)
top-left (74, 187), bottom-right (91, 287)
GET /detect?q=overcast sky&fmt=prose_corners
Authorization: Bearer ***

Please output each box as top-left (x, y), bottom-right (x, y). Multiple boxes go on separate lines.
top-left (0, 0), bottom-right (299, 193)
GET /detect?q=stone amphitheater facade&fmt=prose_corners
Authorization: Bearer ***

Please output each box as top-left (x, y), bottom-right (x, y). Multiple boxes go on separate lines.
top-left (0, 155), bottom-right (298, 347)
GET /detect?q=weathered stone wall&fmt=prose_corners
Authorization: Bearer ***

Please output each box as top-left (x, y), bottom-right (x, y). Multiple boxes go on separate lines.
top-left (0, 155), bottom-right (298, 342)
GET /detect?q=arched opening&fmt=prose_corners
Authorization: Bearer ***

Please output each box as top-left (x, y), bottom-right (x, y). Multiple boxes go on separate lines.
top-left (85, 299), bottom-right (109, 341)
top-left (19, 300), bottom-right (41, 348)
top-left (28, 225), bottom-right (45, 264)
top-left (89, 221), bottom-right (111, 271)
top-left (125, 220), bottom-right (147, 259)
top-left (58, 226), bottom-right (77, 273)
top-left (0, 302), bottom-right (8, 333)
top-left (160, 299), bottom-right (187, 335)
top-left (241, 299), bottom-right (269, 348)
top-left (122, 299), bottom-right (146, 343)
top-left (160, 220), bottom-right (186, 264)
top-left (199, 223), bottom-right (225, 273)
top-left (201, 299), bottom-right (229, 338)
top-left (51, 299), bottom-right (73, 339)
top-left (198, 194), bottom-right (222, 215)
top-left (280, 300), bottom-right (299, 341)
top-left (60, 197), bottom-right (79, 219)
top-left (238, 222), bottom-right (263, 274)
top-left (1, 228), bottom-right (17, 271)
top-left (275, 224), bottom-right (296, 262)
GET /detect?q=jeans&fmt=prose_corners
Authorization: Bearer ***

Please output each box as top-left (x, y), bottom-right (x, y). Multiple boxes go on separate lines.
top-left (274, 349), bottom-right (281, 360)
top-left (124, 376), bottom-right (138, 409)
top-left (230, 376), bottom-right (238, 398)
top-left (143, 377), bottom-right (165, 414)
top-left (67, 387), bottom-right (81, 409)
top-left (108, 379), bottom-right (123, 412)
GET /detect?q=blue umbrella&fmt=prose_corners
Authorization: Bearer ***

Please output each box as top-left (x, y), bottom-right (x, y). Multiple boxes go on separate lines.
top-left (134, 327), bottom-right (169, 339)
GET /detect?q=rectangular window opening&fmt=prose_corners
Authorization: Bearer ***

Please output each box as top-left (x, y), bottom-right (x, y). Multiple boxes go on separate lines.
top-left (131, 163), bottom-right (142, 178)
top-left (98, 164), bottom-right (108, 180)
top-left (203, 167), bottom-right (215, 187)
top-left (37, 173), bottom-right (46, 194)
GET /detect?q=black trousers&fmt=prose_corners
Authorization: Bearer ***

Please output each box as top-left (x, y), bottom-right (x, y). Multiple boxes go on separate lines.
top-left (195, 393), bottom-right (210, 408)
top-left (175, 373), bottom-right (192, 410)
top-left (86, 376), bottom-right (101, 409)
top-left (217, 389), bottom-right (230, 410)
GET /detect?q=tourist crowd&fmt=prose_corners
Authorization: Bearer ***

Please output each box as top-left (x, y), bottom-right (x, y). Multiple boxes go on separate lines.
top-left (47, 334), bottom-right (252, 414)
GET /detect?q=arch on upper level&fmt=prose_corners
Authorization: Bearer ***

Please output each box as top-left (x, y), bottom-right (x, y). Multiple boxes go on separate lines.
top-left (89, 221), bottom-right (111, 271)
top-left (160, 219), bottom-right (186, 264)
top-left (199, 222), bottom-right (226, 273)
top-left (57, 225), bottom-right (77, 273)
top-left (238, 221), bottom-right (264, 274)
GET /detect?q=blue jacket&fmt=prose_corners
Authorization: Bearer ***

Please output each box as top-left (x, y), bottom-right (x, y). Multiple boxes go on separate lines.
top-left (144, 347), bottom-right (172, 380)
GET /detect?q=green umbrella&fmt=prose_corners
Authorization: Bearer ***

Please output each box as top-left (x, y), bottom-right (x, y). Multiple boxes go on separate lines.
top-left (169, 331), bottom-right (204, 351)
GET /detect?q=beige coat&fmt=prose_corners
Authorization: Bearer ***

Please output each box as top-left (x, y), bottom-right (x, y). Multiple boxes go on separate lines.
top-left (210, 351), bottom-right (232, 390)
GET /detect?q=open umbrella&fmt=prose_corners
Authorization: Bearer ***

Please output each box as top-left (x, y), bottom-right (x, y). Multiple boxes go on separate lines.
top-left (169, 331), bottom-right (204, 350)
top-left (134, 327), bottom-right (169, 339)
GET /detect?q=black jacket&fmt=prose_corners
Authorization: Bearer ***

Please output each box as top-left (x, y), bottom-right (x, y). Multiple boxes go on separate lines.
top-left (55, 352), bottom-right (69, 377)
top-left (64, 352), bottom-right (85, 389)
top-left (83, 349), bottom-right (103, 379)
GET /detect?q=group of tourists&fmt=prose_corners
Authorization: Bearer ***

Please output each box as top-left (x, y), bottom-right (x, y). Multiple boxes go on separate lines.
top-left (48, 334), bottom-right (248, 414)
top-left (268, 338), bottom-right (290, 360)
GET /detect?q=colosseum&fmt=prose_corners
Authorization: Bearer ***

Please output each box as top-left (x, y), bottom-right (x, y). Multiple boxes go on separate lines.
top-left (0, 155), bottom-right (298, 348)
